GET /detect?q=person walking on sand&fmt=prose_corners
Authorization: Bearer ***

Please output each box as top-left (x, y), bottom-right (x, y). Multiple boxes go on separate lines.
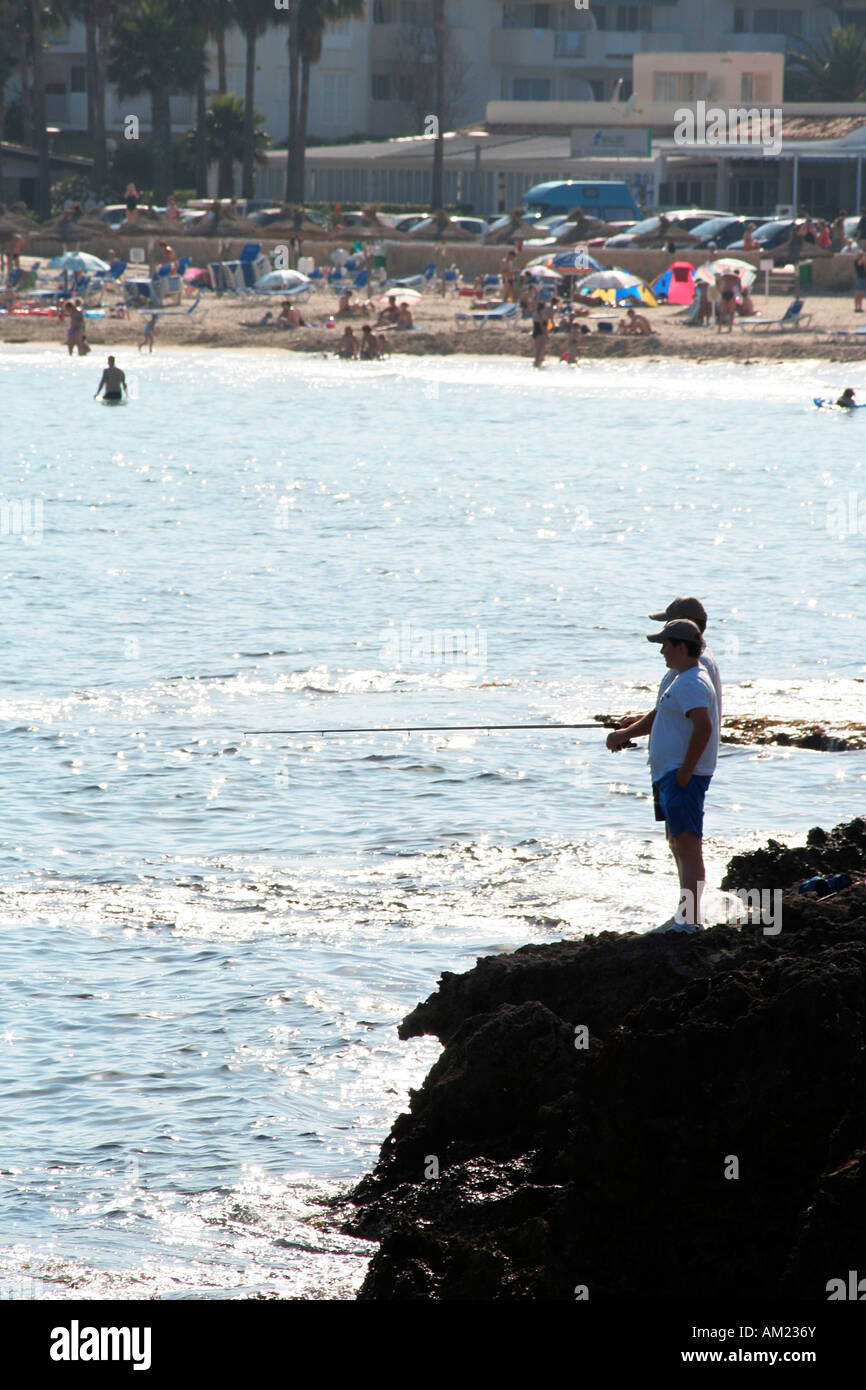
top-left (531, 300), bottom-right (548, 368)
top-left (138, 313), bottom-right (158, 353)
top-left (94, 355), bottom-right (128, 402)
top-left (854, 251), bottom-right (866, 312)
top-left (608, 617), bottom-right (719, 932)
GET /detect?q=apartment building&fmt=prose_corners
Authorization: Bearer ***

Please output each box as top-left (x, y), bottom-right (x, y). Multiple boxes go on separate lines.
top-left (28, 1), bottom-right (846, 158)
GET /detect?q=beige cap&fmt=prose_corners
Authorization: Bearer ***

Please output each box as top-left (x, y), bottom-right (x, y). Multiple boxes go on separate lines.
top-left (648, 596), bottom-right (707, 626)
top-left (647, 618), bottom-right (703, 645)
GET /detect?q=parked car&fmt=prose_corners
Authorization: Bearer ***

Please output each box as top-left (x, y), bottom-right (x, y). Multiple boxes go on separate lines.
top-left (98, 203), bottom-right (168, 229)
top-left (409, 214), bottom-right (489, 238)
top-left (604, 210), bottom-right (731, 248)
top-left (684, 215), bottom-right (752, 249)
top-left (249, 208), bottom-right (290, 227)
top-left (727, 219), bottom-right (795, 252)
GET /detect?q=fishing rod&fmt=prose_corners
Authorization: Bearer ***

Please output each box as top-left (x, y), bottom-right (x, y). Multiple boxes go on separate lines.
top-left (246, 723), bottom-right (615, 737)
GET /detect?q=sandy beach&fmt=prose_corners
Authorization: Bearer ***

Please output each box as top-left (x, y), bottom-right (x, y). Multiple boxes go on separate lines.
top-left (7, 264), bottom-right (866, 363)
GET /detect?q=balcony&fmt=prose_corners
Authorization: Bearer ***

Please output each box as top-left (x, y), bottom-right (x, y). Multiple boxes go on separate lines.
top-left (720, 33), bottom-right (790, 54)
top-left (554, 32), bottom-right (585, 59)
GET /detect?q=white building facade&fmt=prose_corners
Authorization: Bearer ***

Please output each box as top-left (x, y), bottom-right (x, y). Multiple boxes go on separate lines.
top-left (33, 2), bottom-right (850, 153)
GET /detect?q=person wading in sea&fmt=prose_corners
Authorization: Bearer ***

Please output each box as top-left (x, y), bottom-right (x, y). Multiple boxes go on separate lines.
top-left (94, 355), bottom-right (128, 402)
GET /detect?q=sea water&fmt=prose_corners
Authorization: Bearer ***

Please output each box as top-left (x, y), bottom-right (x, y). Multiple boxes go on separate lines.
top-left (1, 347), bottom-right (865, 1299)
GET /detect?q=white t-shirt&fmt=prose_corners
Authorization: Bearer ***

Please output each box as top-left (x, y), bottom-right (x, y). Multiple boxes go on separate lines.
top-left (649, 664), bottom-right (719, 781)
top-left (658, 645), bottom-right (722, 719)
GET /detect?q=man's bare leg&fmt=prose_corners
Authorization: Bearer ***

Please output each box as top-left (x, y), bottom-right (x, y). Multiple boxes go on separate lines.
top-left (672, 830), bottom-right (705, 924)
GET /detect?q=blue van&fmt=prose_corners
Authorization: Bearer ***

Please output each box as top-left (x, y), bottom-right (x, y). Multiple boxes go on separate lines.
top-left (521, 180), bottom-right (640, 223)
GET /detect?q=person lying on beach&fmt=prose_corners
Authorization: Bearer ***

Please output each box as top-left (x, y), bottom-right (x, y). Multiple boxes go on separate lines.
top-left (376, 295), bottom-right (400, 326)
top-left (94, 355), bottom-right (128, 401)
top-left (617, 307), bottom-right (652, 336)
top-left (258, 310), bottom-right (275, 327)
top-left (336, 326), bottom-right (358, 359)
top-left (837, 388), bottom-right (857, 407)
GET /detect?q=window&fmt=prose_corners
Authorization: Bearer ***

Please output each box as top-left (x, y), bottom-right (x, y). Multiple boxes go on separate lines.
top-left (401, 0), bottom-right (432, 22)
top-left (753, 9), bottom-right (803, 34)
top-left (398, 74), bottom-right (415, 102)
top-left (70, 66), bottom-right (86, 94)
top-left (654, 72), bottom-right (707, 101)
top-left (372, 73), bottom-right (392, 100)
top-left (616, 4), bottom-right (651, 30)
top-left (741, 73), bottom-right (754, 101)
top-left (373, 0), bottom-right (394, 22)
top-left (733, 7), bottom-right (746, 31)
top-left (322, 71), bottom-right (350, 125)
top-left (503, 3), bottom-right (550, 28)
top-left (512, 76), bottom-right (552, 99)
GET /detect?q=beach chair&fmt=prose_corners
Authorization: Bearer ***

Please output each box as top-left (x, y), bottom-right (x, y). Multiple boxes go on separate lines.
top-left (455, 302), bottom-right (519, 326)
top-left (351, 269), bottom-right (369, 291)
top-left (239, 242), bottom-right (262, 264)
top-left (152, 273), bottom-right (181, 307)
top-left (388, 262), bottom-right (436, 289)
top-left (241, 254), bottom-right (269, 289)
top-left (739, 299), bottom-right (812, 333)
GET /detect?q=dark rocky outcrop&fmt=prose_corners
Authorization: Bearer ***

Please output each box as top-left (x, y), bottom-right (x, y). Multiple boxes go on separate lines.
top-left (346, 819), bottom-right (866, 1299)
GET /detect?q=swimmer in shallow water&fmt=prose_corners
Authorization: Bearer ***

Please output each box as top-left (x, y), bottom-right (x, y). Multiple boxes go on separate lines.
top-left (836, 387), bottom-right (857, 407)
top-left (94, 355), bottom-right (128, 401)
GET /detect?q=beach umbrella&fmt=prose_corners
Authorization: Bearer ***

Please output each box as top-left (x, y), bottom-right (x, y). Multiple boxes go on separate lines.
top-left (183, 266), bottom-right (211, 286)
top-left (577, 268), bottom-right (658, 307)
top-left (525, 265), bottom-right (562, 281)
top-left (49, 250), bottom-right (109, 272)
top-left (376, 288), bottom-right (421, 306)
top-left (551, 248), bottom-right (602, 274)
top-left (696, 257), bottom-right (757, 288)
top-left (255, 268), bottom-right (310, 291)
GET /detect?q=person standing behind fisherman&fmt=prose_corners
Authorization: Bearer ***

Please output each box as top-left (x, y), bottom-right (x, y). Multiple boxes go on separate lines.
top-left (608, 618), bottom-right (719, 932)
top-left (612, 596), bottom-right (722, 724)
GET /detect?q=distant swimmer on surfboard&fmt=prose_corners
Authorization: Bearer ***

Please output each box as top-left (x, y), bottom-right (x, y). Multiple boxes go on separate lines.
top-left (837, 387), bottom-right (857, 407)
top-left (94, 355), bottom-right (128, 403)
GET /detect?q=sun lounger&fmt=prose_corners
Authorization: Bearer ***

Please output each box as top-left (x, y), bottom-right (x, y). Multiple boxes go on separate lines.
top-left (739, 299), bottom-right (812, 332)
top-left (455, 302), bottom-right (518, 326)
top-left (389, 262), bottom-right (436, 289)
top-left (825, 324), bottom-right (866, 339)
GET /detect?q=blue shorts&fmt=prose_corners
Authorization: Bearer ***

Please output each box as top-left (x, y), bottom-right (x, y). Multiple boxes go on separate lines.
top-left (652, 770), bottom-right (711, 838)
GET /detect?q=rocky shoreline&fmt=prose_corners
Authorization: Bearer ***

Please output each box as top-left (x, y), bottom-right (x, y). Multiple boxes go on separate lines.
top-left (344, 817), bottom-right (866, 1299)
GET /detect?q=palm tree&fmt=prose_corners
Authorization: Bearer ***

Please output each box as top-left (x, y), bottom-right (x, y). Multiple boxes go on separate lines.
top-left (234, 0), bottom-right (275, 199)
top-left (285, 0), bottom-right (364, 204)
top-left (787, 24), bottom-right (866, 101)
top-left (29, 0), bottom-right (50, 217)
top-left (108, 1), bottom-right (207, 202)
top-left (192, 91), bottom-right (269, 197)
top-left (430, 0), bottom-right (445, 212)
top-left (69, 0), bottom-right (123, 194)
